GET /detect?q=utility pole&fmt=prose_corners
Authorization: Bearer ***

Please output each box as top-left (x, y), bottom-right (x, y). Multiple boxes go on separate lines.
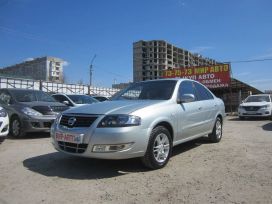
top-left (90, 54), bottom-right (96, 86)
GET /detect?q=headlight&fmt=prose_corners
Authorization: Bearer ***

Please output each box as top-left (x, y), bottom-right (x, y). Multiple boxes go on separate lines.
top-left (0, 108), bottom-right (7, 117)
top-left (239, 105), bottom-right (244, 109)
top-left (22, 107), bottom-right (43, 116)
top-left (260, 105), bottom-right (270, 109)
top-left (98, 114), bottom-right (141, 128)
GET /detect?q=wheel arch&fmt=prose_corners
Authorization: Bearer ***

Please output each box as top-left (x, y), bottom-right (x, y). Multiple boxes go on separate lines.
top-left (153, 121), bottom-right (174, 142)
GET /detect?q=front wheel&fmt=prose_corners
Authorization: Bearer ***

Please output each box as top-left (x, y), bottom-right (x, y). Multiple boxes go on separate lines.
top-left (10, 116), bottom-right (25, 138)
top-left (209, 117), bottom-right (222, 143)
top-left (141, 126), bottom-right (172, 169)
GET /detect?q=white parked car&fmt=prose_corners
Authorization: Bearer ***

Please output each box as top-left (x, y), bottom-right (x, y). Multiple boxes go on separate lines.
top-left (238, 94), bottom-right (272, 120)
top-left (51, 79), bottom-right (225, 169)
top-left (52, 94), bottom-right (99, 107)
top-left (0, 106), bottom-right (9, 143)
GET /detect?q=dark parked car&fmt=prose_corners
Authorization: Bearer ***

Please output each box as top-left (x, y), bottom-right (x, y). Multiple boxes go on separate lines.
top-left (0, 88), bottom-right (68, 137)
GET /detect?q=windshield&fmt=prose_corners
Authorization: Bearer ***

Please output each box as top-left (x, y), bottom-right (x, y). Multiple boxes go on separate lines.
top-left (245, 95), bottom-right (270, 103)
top-left (67, 95), bottom-right (99, 104)
top-left (10, 90), bottom-right (56, 102)
top-left (111, 80), bottom-right (177, 101)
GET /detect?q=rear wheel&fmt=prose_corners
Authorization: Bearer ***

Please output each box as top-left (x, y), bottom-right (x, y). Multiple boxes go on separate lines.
top-left (141, 126), bottom-right (172, 169)
top-left (209, 117), bottom-right (222, 143)
top-left (10, 116), bottom-right (25, 138)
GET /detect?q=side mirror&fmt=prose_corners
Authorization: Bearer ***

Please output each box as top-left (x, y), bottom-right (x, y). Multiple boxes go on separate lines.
top-left (177, 94), bottom-right (195, 104)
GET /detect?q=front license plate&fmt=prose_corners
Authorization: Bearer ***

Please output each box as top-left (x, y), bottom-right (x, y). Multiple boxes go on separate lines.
top-left (55, 132), bottom-right (83, 144)
top-left (246, 111), bottom-right (256, 115)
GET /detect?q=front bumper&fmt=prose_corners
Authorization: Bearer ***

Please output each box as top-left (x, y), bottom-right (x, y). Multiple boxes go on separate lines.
top-left (238, 108), bottom-right (272, 117)
top-left (51, 119), bottom-right (150, 160)
top-left (22, 115), bottom-right (56, 133)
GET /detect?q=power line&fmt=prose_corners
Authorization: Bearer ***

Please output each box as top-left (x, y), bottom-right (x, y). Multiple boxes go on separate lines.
top-left (224, 58), bottom-right (272, 64)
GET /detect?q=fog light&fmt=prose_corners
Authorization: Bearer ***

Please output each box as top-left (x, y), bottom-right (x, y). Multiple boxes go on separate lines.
top-left (31, 122), bottom-right (40, 128)
top-left (92, 143), bottom-right (133, 152)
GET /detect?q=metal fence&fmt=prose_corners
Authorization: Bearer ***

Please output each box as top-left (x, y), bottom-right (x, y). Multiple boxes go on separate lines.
top-left (0, 77), bottom-right (120, 97)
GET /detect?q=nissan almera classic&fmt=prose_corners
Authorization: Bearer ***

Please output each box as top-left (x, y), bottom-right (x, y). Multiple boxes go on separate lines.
top-left (51, 79), bottom-right (225, 169)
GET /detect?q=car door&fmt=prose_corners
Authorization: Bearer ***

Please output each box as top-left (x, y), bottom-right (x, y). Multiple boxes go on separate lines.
top-left (176, 81), bottom-right (205, 140)
top-left (193, 82), bottom-right (218, 133)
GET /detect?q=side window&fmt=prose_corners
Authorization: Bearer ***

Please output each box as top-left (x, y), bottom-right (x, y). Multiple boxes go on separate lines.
top-left (54, 95), bottom-right (71, 105)
top-left (178, 81), bottom-right (195, 97)
top-left (194, 82), bottom-right (214, 101)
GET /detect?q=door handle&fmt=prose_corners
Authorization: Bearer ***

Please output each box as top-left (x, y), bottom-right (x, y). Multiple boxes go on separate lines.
top-left (198, 107), bottom-right (202, 110)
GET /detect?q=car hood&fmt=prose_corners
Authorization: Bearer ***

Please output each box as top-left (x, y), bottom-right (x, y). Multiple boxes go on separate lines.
top-left (19, 101), bottom-right (68, 114)
top-left (241, 102), bottom-right (271, 106)
top-left (63, 100), bottom-right (164, 115)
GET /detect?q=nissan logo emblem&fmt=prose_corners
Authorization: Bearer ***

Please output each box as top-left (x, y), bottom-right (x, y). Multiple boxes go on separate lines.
top-left (68, 117), bottom-right (77, 127)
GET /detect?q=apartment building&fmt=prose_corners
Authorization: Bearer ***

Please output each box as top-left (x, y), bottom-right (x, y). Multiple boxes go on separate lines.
top-left (0, 56), bottom-right (64, 83)
top-left (133, 40), bottom-right (219, 82)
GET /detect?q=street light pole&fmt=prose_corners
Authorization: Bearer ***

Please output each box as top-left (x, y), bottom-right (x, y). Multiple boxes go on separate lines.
top-left (90, 54), bottom-right (96, 86)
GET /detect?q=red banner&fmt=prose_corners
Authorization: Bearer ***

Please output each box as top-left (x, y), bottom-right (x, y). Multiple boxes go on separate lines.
top-left (162, 64), bottom-right (231, 88)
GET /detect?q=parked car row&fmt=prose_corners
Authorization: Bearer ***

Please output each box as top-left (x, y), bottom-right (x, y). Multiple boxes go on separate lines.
top-left (0, 88), bottom-right (108, 142)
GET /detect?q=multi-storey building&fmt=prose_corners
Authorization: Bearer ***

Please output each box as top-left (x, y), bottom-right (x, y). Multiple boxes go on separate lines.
top-left (133, 40), bottom-right (219, 82)
top-left (0, 56), bottom-right (64, 83)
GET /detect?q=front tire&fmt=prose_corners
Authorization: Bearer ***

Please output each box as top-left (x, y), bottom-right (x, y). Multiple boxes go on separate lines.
top-left (239, 116), bottom-right (245, 120)
top-left (141, 126), bottom-right (172, 169)
top-left (10, 116), bottom-right (25, 138)
top-left (209, 117), bottom-right (222, 143)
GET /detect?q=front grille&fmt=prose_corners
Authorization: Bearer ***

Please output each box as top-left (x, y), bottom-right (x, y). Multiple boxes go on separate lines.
top-left (58, 141), bottom-right (88, 153)
top-left (51, 106), bottom-right (69, 113)
top-left (244, 106), bottom-right (260, 111)
top-left (60, 114), bottom-right (98, 128)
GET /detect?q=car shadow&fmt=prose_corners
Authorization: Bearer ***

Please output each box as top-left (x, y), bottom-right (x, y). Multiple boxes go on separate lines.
top-left (23, 152), bottom-right (147, 179)
top-left (172, 137), bottom-right (210, 157)
top-left (23, 137), bottom-right (210, 179)
top-left (7, 132), bottom-right (50, 140)
top-left (262, 122), bottom-right (272, 131)
top-left (228, 117), bottom-right (269, 121)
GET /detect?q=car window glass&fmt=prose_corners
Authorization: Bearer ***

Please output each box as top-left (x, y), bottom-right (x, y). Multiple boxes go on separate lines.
top-left (36, 91), bottom-right (56, 102)
top-left (194, 82), bottom-right (214, 101)
top-left (54, 95), bottom-right (68, 102)
top-left (111, 80), bottom-right (177, 100)
top-left (179, 81), bottom-right (195, 97)
top-left (67, 95), bottom-right (98, 104)
top-left (245, 95), bottom-right (270, 102)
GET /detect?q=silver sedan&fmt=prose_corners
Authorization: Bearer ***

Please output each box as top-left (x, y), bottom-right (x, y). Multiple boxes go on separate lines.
top-left (51, 79), bottom-right (225, 169)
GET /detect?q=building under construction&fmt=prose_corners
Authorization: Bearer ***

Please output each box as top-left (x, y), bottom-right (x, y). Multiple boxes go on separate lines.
top-left (133, 40), bottom-right (263, 112)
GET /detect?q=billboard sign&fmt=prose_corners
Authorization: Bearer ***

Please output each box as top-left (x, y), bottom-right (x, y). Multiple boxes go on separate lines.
top-left (162, 64), bottom-right (231, 88)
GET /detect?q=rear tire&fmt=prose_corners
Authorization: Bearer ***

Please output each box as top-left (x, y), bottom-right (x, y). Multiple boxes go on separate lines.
top-left (141, 126), bottom-right (172, 169)
top-left (209, 117), bottom-right (222, 143)
top-left (10, 116), bottom-right (25, 138)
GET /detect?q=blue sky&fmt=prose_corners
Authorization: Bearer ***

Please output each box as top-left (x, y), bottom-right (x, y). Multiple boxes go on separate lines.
top-left (0, 0), bottom-right (272, 91)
